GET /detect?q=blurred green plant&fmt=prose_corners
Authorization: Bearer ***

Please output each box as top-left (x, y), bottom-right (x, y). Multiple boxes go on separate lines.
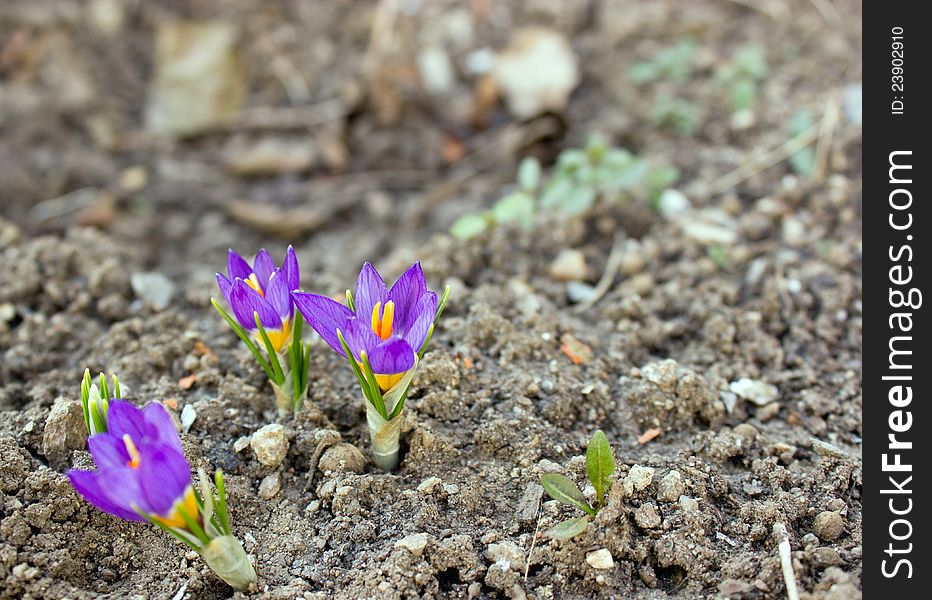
top-left (787, 109), bottom-right (816, 177)
top-left (539, 430), bottom-right (616, 540)
top-left (715, 44), bottom-right (768, 112)
top-left (630, 40), bottom-right (698, 84)
top-left (450, 138), bottom-right (679, 239)
top-left (650, 97), bottom-right (702, 136)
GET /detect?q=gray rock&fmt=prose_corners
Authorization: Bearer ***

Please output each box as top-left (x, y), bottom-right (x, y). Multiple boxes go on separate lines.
top-left (42, 398), bottom-right (87, 464)
top-left (515, 483), bottom-right (544, 523)
top-left (130, 271), bottom-right (175, 311)
top-left (487, 541), bottom-right (525, 569)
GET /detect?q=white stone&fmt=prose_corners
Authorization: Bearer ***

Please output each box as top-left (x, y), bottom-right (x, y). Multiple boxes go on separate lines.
top-left (418, 46), bottom-right (455, 95)
top-left (131, 271), bottom-right (175, 311)
top-left (729, 378), bottom-right (779, 406)
top-left (258, 473), bottom-right (280, 499)
top-left (492, 28), bottom-right (580, 119)
top-left (624, 465), bottom-right (654, 495)
top-left (585, 548), bottom-right (614, 570)
top-left (657, 189), bottom-right (691, 218)
top-left (180, 404), bottom-right (196, 433)
top-left (395, 533), bottom-right (429, 557)
top-left (250, 424), bottom-right (288, 467)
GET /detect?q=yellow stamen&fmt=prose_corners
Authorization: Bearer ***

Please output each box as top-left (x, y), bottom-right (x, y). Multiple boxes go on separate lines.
top-left (123, 434), bottom-right (141, 469)
top-left (371, 301), bottom-right (382, 336)
top-left (375, 372), bottom-right (403, 391)
top-left (245, 273), bottom-right (264, 296)
top-left (153, 486), bottom-right (199, 530)
top-left (254, 317), bottom-right (291, 353)
top-left (380, 301), bottom-right (395, 340)
top-left (369, 300), bottom-right (395, 340)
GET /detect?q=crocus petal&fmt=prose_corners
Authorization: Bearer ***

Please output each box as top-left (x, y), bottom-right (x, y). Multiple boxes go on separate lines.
top-left (355, 262), bottom-right (387, 321)
top-left (106, 400), bottom-right (156, 443)
top-left (252, 249), bottom-right (274, 285)
top-left (87, 434), bottom-right (131, 470)
top-left (388, 262), bottom-right (427, 332)
top-left (282, 245), bottom-right (300, 291)
top-left (68, 470), bottom-right (145, 522)
top-left (227, 249), bottom-right (252, 280)
top-left (368, 338), bottom-right (416, 375)
top-left (231, 280), bottom-right (281, 330)
top-left (402, 291), bottom-right (437, 352)
top-left (142, 403), bottom-right (183, 454)
top-left (342, 317), bottom-right (381, 361)
top-left (216, 273), bottom-right (233, 306)
top-left (136, 444), bottom-right (192, 517)
top-left (264, 269), bottom-right (292, 320)
top-left (292, 292), bottom-right (355, 355)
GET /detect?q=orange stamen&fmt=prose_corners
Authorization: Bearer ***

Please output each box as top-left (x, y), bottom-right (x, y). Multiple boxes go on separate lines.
top-left (369, 301), bottom-right (395, 340)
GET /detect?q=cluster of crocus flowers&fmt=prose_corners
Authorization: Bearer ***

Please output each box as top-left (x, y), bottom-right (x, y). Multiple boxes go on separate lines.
top-left (80, 368), bottom-right (121, 436)
top-left (68, 399), bottom-right (256, 591)
top-left (292, 261), bottom-right (449, 470)
top-left (213, 246), bottom-right (310, 414)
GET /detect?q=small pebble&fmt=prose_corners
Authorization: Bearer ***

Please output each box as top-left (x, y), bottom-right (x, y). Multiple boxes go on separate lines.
top-left (657, 470), bottom-right (684, 502)
top-left (624, 465), bottom-right (654, 495)
top-left (258, 473), bottom-right (281, 499)
top-left (730, 378), bottom-right (779, 406)
top-left (180, 404), bottom-right (196, 432)
top-left (679, 495), bottom-right (699, 512)
top-left (130, 271), bottom-right (175, 311)
top-left (550, 248), bottom-right (588, 281)
top-left (318, 443), bottom-right (366, 474)
top-left (634, 503), bottom-right (661, 529)
top-left (395, 533), bottom-right (429, 557)
top-left (585, 548), bottom-right (614, 570)
top-left (813, 511), bottom-right (845, 541)
top-left (250, 424), bottom-right (288, 468)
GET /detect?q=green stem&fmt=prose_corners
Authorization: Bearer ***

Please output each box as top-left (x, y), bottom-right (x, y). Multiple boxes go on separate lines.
top-left (253, 315), bottom-right (285, 384)
top-left (212, 299), bottom-right (275, 380)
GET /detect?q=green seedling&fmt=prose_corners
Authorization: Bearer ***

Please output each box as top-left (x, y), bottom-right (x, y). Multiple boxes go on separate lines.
top-left (715, 44), bottom-right (769, 113)
top-left (787, 109), bottom-right (816, 177)
top-left (650, 97), bottom-right (701, 136)
top-left (630, 39), bottom-right (698, 85)
top-left (80, 368), bottom-right (122, 436)
top-left (539, 430), bottom-right (616, 540)
top-left (451, 140), bottom-right (678, 239)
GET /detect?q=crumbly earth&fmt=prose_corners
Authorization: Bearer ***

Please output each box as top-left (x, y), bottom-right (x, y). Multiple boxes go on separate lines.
top-left (1, 1), bottom-right (861, 599)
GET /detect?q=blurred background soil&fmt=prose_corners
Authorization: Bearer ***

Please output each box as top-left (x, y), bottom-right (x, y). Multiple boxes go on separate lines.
top-left (0, 1), bottom-right (861, 598)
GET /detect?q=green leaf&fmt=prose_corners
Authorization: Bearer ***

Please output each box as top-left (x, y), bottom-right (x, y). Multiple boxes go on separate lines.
top-left (602, 158), bottom-right (650, 192)
top-left (492, 192), bottom-right (535, 224)
top-left (586, 430), bottom-right (615, 507)
top-left (729, 77), bottom-right (757, 112)
top-left (630, 62), bottom-right (659, 84)
top-left (517, 156), bottom-right (542, 192)
top-left (788, 109), bottom-right (816, 177)
top-left (559, 187), bottom-right (596, 216)
top-left (450, 213), bottom-right (489, 239)
top-left (545, 516), bottom-right (590, 541)
top-left (539, 176), bottom-right (574, 209)
top-left (540, 473), bottom-right (595, 516)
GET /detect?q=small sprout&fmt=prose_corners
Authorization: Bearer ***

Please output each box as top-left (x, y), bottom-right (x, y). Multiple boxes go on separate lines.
top-left (68, 401), bottom-right (256, 590)
top-left (80, 368), bottom-right (121, 436)
top-left (787, 109), bottom-right (816, 177)
top-left (650, 97), bottom-right (701, 136)
top-left (540, 430), bottom-right (616, 540)
top-left (292, 262), bottom-right (449, 470)
top-left (452, 140), bottom-right (679, 239)
top-left (715, 44), bottom-right (769, 113)
top-left (630, 39), bottom-right (698, 85)
top-left (213, 246), bottom-right (310, 414)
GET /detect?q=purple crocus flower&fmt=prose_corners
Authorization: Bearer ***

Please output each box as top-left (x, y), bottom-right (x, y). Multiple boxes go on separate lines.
top-left (216, 246), bottom-right (299, 352)
top-left (292, 262), bottom-right (437, 391)
top-left (68, 400), bottom-right (196, 528)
